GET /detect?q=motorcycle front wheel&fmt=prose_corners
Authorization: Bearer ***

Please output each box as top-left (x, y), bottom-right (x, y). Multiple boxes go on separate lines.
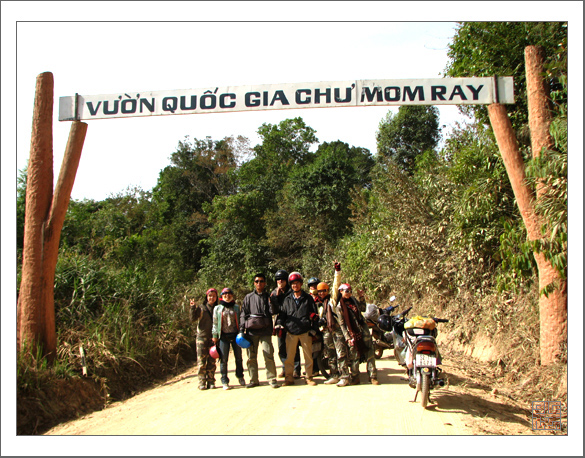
top-left (421, 372), bottom-right (431, 409)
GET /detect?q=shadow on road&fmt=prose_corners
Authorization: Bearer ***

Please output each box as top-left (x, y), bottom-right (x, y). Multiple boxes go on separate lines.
top-left (425, 388), bottom-right (532, 430)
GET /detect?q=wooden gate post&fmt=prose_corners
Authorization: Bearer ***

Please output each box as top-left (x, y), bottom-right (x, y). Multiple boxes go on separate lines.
top-left (17, 72), bottom-right (88, 361)
top-left (488, 46), bottom-right (567, 366)
top-left (17, 72), bottom-right (55, 355)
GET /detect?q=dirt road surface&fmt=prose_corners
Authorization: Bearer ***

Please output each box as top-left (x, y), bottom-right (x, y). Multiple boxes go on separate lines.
top-left (45, 337), bottom-right (540, 438)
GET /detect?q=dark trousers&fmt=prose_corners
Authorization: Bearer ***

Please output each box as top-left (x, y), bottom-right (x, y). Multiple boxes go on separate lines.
top-left (218, 332), bottom-right (244, 384)
top-left (278, 329), bottom-right (301, 372)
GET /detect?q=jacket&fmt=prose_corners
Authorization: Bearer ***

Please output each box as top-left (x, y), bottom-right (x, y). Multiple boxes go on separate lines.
top-left (276, 289), bottom-right (319, 336)
top-left (189, 302), bottom-right (216, 341)
top-left (269, 285), bottom-right (291, 314)
top-left (335, 296), bottom-right (367, 343)
top-left (240, 290), bottom-right (275, 336)
top-left (319, 270), bottom-right (342, 331)
top-left (212, 301), bottom-right (241, 340)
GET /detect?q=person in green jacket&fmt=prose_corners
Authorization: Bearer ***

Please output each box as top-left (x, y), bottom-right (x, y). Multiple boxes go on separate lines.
top-left (189, 288), bottom-right (219, 390)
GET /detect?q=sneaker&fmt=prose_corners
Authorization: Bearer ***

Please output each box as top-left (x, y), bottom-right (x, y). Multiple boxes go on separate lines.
top-left (246, 382), bottom-right (259, 389)
top-left (293, 370), bottom-right (301, 379)
top-left (198, 384), bottom-right (207, 391)
top-left (324, 377), bottom-right (340, 385)
top-left (350, 376), bottom-right (361, 385)
top-left (223, 384), bottom-right (231, 390)
top-left (336, 378), bottom-right (349, 387)
top-left (371, 378), bottom-right (380, 385)
top-left (283, 380), bottom-right (295, 386)
top-left (207, 381), bottom-right (216, 389)
top-left (269, 380), bottom-right (280, 389)
top-left (238, 377), bottom-right (246, 386)
top-left (305, 378), bottom-right (317, 386)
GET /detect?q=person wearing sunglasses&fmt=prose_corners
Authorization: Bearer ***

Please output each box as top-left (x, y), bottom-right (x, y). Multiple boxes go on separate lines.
top-left (239, 273), bottom-right (280, 389)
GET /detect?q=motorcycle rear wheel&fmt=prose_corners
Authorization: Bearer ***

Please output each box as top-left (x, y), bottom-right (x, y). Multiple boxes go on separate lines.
top-left (421, 373), bottom-right (431, 409)
top-left (313, 351), bottom-right (331, 379)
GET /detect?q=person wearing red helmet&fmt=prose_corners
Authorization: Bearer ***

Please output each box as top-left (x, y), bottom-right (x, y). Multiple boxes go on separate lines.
top-left (331, 266), bottom-right (380, 386)
top-left (189, 288), bottom-right (219, 390)
top-left (275, 272), bottom-right (320, 386)
top-left (212, 288), bottom-right (246, 390)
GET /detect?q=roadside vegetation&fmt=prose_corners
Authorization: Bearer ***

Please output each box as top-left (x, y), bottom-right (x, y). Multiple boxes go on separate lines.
top-left (16, 22), bottom-right (567, 434)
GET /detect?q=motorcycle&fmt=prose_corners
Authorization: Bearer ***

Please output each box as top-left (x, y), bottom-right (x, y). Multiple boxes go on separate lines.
top-left (403, 315), bottom-right (448, 409)
top-left (366, 303), bottom-right (404, 359)
top-left (384, 306), bottom-right (413, 365)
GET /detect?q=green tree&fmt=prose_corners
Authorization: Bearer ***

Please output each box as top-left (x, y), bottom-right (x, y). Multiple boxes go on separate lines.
top-left (376, 105), bottom-right (440, 174)
top-left (444, 22), bottom-right (567, 132)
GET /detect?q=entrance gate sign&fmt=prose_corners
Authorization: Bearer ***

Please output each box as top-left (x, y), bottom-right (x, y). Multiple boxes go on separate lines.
top-left (59, 77), bottom-right (514, 121)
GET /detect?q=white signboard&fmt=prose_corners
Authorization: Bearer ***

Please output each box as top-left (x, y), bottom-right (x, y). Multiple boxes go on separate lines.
top-left (59, 77), bottom-right (514, 121)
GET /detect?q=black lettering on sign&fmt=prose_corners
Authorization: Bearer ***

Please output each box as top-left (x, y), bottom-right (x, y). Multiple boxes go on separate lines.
top-left (403, 86), bottom-right (424, 101)
top-left (384, 87), bottom-right (400, 102)
top-left (246, 92), bottom-right (261, 107)
top-left (314, 88), bottom-right (331, 104)
top-left (361, 87), bottom-right (383, 102)
top-left (466, 85), bottom-right (484, 100)
top-left (200, 93), bottom-right (216, 109)
top-left (431, 86), bottom-right (447, 101)
top-left (140, 98), bottom-right (155, 113)
top-left (87, 101), bottom-right (101, 116)
top-left (296, 89), bottom-right (311, 104)
top-left (121, 99), bottom-right (137, 114)
top-left (163, 97), bottom-right (178, 113)
top-left (103, 100), bottom-right (119, 115)
top-left (181, 95), bottom-right (197, 110)
top-left (271, 90), bottom-right (290, 106)
top-left (449, 86), bottom-right (467, 101)
top-left (219, 93), bottom-right (236, 108)
top-left (335, 87), bottom-right (353, 103)
top-left (263, 91), bottom-right (269, 107)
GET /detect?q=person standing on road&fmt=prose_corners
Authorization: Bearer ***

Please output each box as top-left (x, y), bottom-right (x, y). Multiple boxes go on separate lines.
top-left (315, 261), bottom-right (344, 385)
top-left (240, 273), bottom-right (280, 389)
top-left (334, 281), bottom-right (380, 386)
top-left (270, 269), bottom-right (301, 378)
top-left (212, 288), bottom-right (246, 390)
top-left (189, 288), bottom-right (219, 390)
top-left (276, 272), bottom-right (320, 386)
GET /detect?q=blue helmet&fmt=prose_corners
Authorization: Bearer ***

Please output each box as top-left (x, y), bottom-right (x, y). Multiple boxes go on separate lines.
top-left (236, 333), bottom-right (251, 349)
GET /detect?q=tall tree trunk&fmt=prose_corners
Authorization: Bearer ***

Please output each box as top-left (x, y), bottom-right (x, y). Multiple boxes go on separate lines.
top-left (17, 72), bottom-right (88, 362)
top-left (41, 121), bottom-right (88, 359)
top-left (17, 72), bottom-right (54, 355)
top-left (524, 45), bottom-right (567, 365)
top-left (487, 46), bottom-right (567, 366)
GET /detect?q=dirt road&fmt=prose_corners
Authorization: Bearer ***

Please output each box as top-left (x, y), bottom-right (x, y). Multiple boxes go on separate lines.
top-left (45, 337), bottom-right (535, 436)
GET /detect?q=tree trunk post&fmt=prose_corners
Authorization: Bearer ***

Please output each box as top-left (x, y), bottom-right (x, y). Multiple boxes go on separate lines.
top-left (17, 72), bottom-right (88, 363)
top-left (17, 72), bottom-right (54, 355)
top-left (41, 121), bottom-right (88, 359)
top-left (524, 45), bottom-right (567, 365)
top-left (487, 45), bottom-right (567, 366)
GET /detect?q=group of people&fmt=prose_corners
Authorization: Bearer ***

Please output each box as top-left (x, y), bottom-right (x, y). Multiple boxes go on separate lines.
top-left (189, 261), bottom-right (379, 391)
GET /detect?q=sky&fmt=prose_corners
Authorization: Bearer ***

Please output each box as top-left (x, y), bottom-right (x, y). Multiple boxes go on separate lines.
top-left (3, 1), bottom-right (584, 455)
top-left (14, 20), bottom-right (466, 201)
